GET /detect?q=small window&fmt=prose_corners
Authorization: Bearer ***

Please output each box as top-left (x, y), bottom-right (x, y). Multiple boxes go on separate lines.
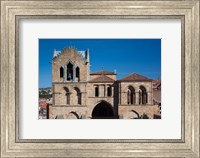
top-left (107, 86), bottom-right (112, 97)
top-left (74, 87), bottom-right (81, 105)
top-left (139, 86), bottom-right (147, 104)
top-left (95, 87), bottom-right (99, 97)
top-left (76, 67), bottom-right (80, 81)
top-left (64, 87), bottom-right (70, 104)
top-left (76, 67), bottom-right (80, 78)
top-left (60, 67), bottom-right (64, 78)
top-left (127, 86), bottom-right (135, 105)
top-left (67, 62), bottom-right (73, 81)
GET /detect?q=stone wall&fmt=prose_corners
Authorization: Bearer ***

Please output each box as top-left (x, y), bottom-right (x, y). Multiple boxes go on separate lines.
top-left (118, 105), bottom-right (156, 119)
top-left (52, 48), bottom-right (90, 83)
top-left (118, 81), bottom-right (153, 105)
top-left (53, 83), bottom-right (87, 106)
top-left (48, 105), bottom-right (88, 119)
top-left (48, 47), bottom-right (158, 119)
top-left (86, 82), bottom-right (116, 118)
top-left (90, 74), bottom-right (116, 80)
top-left (87, 82), bottom-right (115, 98)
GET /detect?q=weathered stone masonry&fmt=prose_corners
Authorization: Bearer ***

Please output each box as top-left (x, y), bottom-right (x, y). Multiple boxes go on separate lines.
top-left (48, 47), bottom-right (156, 119)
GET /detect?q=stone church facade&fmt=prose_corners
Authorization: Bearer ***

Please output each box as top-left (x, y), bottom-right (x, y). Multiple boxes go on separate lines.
top-left (48, 47), bottom-right (156, 119)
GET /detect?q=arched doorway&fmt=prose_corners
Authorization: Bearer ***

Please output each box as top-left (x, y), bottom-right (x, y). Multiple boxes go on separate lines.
top-left (92, 101), bottom-right (114, 119)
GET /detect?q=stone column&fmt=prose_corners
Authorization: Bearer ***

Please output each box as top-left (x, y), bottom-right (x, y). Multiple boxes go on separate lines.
top-left (73, 64), bottom-right (76, 82)
top-left (80, 92), bottom-right (85, 106)
top-left (70, 91), bottom-right (74, 105)
top-left (99, 85), bottom-right (104, 97)
top-left (135, 92), bottom-right (139, 104)
top-left (111, 86), bottom-right (113, 97)
top-left (94, 85), bottom-right (98, 97)
top-left (105, 85), bottom-right (107, 97)
top-left (98, 85), bottom-right (101, 97)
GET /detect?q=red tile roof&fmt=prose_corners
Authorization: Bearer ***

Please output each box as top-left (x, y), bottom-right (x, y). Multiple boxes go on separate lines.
top-left (118, 73), bottom-right (152, 82)
top-left (89, 75), bottom-right (115, 83)
top-left (90, 70), bottom-right (115, 75)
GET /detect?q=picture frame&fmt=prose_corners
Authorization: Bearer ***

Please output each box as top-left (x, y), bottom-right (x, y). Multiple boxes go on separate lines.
top-left (0, 0), bottom-right (199, 157)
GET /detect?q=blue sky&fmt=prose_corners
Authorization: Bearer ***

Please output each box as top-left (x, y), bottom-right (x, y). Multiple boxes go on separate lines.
top-left (39, 39), bottom-right (161, 88)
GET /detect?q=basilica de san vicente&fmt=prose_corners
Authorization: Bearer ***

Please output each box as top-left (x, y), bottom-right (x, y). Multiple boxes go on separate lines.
top-left (48, 46), bottom-right (160, 119)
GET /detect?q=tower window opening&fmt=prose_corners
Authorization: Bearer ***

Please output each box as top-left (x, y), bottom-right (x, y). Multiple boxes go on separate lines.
top-left (60, 67), bottom-right (64, 78)
top-left (76, 67), bottom-right (80, 81)
top-left (67, 62), bottom-right (73, 81)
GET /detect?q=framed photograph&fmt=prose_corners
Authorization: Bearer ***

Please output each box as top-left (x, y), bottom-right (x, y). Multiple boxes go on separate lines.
top-left (39, 38), bottom-right (161, 120)
top-left (1, 0), bottom-right (199, 157)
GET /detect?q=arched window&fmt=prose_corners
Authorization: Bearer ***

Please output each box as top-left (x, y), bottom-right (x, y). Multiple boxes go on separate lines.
top-left (60, 67), bottom-right (64, 78)
top-left (64, 87), bottom-right (70, 104)
top-left (127, 86), bottom-right (135, 104)
top-left (74, 87), bottom-right (81, 105)
top-left (139, 86), bottom-right (148, 104)
top-left (67, 62), bottom-right (73, 81)
top-left (76, 67), bottom-right (80, 81)
top-left (107, 86), bottom-right (112, 97)
top-left (95, 86), bottom-right (99, 97)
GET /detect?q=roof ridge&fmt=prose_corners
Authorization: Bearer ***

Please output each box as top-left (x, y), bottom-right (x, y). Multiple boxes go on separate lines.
top-left (89, 74), bottom-right (115, 83)
top-left (118, 73), bottom-right (152, 82)
top-left (90, 70), bottom-right (115, 75)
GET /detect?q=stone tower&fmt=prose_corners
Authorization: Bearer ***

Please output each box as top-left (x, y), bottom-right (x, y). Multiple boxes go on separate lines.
top-left (49, 47), bottom-right (90, 119)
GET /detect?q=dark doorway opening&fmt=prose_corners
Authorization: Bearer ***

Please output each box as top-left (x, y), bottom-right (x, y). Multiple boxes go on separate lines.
top-left (92, 101), bottom-right (114, 119)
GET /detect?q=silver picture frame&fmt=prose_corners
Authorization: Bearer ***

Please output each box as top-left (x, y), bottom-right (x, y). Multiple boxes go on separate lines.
top-left (1, 0), bottom-right (199, 157)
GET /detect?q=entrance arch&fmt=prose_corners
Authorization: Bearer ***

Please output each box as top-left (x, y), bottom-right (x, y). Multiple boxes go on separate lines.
top-left (92, 101), bottom-right (114, 119)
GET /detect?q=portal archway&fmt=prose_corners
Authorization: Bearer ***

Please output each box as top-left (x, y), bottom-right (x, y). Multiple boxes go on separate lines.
top-left (92, 101), bottom-right (114, 119)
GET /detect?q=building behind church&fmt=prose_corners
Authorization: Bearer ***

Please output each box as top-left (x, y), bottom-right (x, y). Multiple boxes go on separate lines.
top-left (48, 47), bottom-right (160, 119)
